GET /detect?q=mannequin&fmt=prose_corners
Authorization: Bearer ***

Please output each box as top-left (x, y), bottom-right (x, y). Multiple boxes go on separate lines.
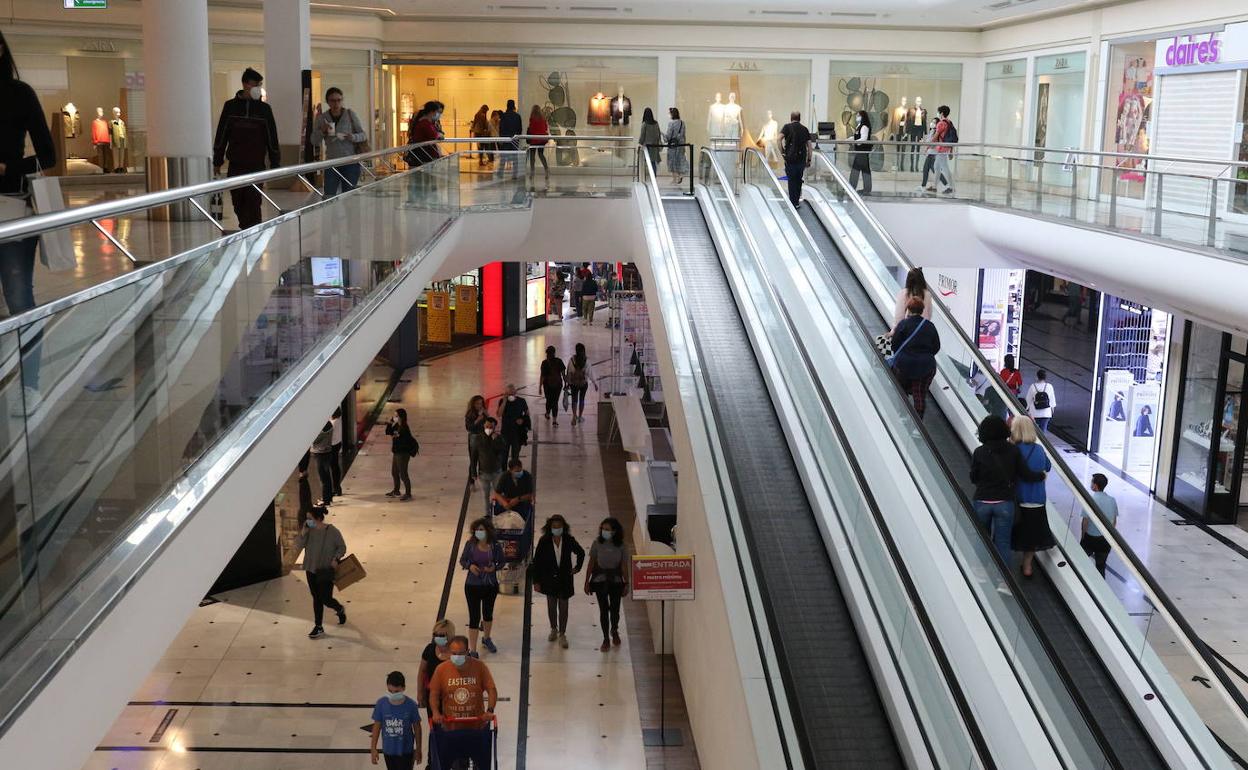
top-left (906, 97), bottom-right (928, 172)
top-left (707, 92), bottom-right (725, 138)
top-left (758, 110), bottom-right (781, 166)
top-left (62, 102), bottom-right (81, 139)
top-left (91, 107), bottom-right (112, 171)
top-left (609, 86), bottom-right (631, 127)
top-left (893, 97), bottom-right (909, 170)
top-left (109, 106), bottom-right (128, 173)
top-left (723, 92), bottom-right (743, 140)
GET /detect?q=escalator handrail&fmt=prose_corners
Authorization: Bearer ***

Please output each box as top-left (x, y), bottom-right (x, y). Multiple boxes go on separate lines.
top-left (700, 148), bottom-right (997, 770)
top-left (807, 147), bottom-right (1248, 748)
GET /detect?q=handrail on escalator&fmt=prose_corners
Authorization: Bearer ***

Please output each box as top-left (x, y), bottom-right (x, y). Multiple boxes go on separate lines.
top-left (696, 147), bottom-right (997, 770)
top-left (740, 145), bottom-right (1146, 768)
top-left (802, 146), bottom-right (1248, 760)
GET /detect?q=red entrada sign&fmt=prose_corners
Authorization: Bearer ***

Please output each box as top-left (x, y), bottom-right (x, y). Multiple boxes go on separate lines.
top-left (631, 555), bottom-right (695, 601)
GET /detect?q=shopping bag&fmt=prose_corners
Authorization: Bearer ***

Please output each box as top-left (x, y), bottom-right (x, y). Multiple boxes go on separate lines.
top-left (874, 333), bottom-right (893, 358)
top-left (28, 175), bottom-right (76, 272)
top-left (333, 553), bottom-right (367, 591)
top-left (0, 195), bottom-right (29, 223)
top-left (561, 385), bottom-right (570, 411)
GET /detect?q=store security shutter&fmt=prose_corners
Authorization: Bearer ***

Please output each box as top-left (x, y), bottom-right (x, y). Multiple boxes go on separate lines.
top-left (1150, 71), bottom-right (1240, 216)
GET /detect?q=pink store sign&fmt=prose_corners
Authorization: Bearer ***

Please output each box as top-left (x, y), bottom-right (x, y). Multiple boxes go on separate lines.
top-left (1155, 23), bottom-right (1248, 72)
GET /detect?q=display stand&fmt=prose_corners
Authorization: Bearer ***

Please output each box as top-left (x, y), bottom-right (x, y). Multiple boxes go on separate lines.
top-left (610, 289), bottom-right (661, 400)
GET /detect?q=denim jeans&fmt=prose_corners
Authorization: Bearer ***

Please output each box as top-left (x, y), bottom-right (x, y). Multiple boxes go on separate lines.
top-left (973, 500), bottom-right (1015, 566)
top-left (0, 236), bottom-right (41, 389)
top-left (784, 161), bottom-right (805, 208)
top-left (324, 162), bottom-right (361, 197)
top-left (1034, 417), bottom-right (1051, 434)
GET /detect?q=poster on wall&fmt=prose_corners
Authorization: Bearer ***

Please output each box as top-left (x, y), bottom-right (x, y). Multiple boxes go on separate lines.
top-left (1125, 381), bottom-right (1161, 476)
top-left (454, 284), bottom-right (478, 335)
top-left (1113, 55), bottom-right (1153, 181)
top-left (976, 268), bottom-right (1025, 371)
top-left (427, 290), bottom-right (451, 343)
top-left (526, 277), bottom-right (546, 319)
top-left (1098, 369), bottom-right (1136, 468)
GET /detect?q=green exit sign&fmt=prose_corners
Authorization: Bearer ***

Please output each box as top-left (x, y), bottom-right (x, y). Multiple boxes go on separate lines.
top-left (65, 0), bottom-right (108, 8)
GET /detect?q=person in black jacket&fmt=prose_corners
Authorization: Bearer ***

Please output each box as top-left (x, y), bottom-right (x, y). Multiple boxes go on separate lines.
top-left (531, 514), bottom-right (585, 648)
top-left (495, 383), bottom-right (530, 462)
top-left (970, 415), bottom-right (1046, 565)
top-left (498, 99), bottom-right (523, 176)
top-left (464, 394), bottom-right (488, 483)
top-left (385, 408), bottom-right (418, 500)
top-left (889, 297), bottom-right (941, 417)
top-left (212, 67), bottom-right (280, 230)
top-left (0, 32), bottom-right (56, 402)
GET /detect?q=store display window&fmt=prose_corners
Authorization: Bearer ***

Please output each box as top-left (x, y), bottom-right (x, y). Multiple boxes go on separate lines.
top-left (1032, 52), bottom-right (1087, 180)
top-left (983, 59), bottom-right (1027, 177)
top-left (380, 59), bottom-right (518, 151)
top-left (1100, 41), bottom-right (1155, 200)
top-left (676, 57), bottom-right (810, 157)
top-left (1091, 297), bottom-right (1170, 487)
top-left (1234, 79), bottom-right (1248, 214)
top-left (826, 61), bottom-right (962, 168)
top-left (519, 55), bottom-right (657, 147)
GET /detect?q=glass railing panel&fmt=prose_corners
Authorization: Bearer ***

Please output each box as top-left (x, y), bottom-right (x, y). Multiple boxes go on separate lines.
top-left (807, 151), bottom-right (1248, 763)
top-left (744, 149), bottom-right (1109, 769)
top-left (705, 153), bottom-right (986, 769)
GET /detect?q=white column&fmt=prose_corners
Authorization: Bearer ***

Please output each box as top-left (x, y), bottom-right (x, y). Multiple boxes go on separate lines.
top-left (810, 55), bottom-right (831, 129)
top-left (141, 0), bottom-right (213, 193)
top-left (657, 53), bottom-right (677, 122)
top-left (264, 0), bottom-right (312, 163)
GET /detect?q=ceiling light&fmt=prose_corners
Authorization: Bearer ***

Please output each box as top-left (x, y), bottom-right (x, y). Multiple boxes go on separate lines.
top-left (310, 2), bottom-right (397, 14)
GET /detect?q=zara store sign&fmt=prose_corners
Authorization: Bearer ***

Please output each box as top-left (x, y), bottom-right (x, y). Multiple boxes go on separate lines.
top-left (1155, 22), bottom-right (1248, 72)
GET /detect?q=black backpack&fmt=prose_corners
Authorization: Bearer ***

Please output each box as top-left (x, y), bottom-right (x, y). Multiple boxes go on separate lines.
top-left (1032, 384), bottom-right (1050, 411)
top-left (944, 120), bottom-right (959, 144)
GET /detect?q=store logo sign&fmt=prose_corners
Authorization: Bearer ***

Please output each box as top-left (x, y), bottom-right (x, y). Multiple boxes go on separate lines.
top-left (728, 61), bottom-right (760, 72)
top-left (938, 273), bottom-right (958, 297)
top-left (1000, 63), bottom-right (1015, 75)
top-left (1053, 57), bottom-right (1070, 70)
top-left (1164, 32), bottom-right (1221, 67)
top-left (65, 0), bottom-right (108, 7)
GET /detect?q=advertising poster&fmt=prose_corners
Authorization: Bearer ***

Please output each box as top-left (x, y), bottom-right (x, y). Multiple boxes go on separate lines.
top-left (454, 284), bottom-right (478, 335)
top-left (426, 290), bottom-right (451, 343)
top-left (1098, 369), bottom-right (1136, 467)
top-left (1125, 381), bottom-right (1161, 478)
top-left (1113, 54), bottom-right (1153, 182)
top-left (526, 277), bottom-right (546, 319)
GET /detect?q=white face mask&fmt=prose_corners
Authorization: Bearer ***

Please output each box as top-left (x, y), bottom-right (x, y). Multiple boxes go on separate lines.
top-left (483, 427), bottom-right (493, 436)
top-left (249, 86), bottom-right (263, 100)
top-left (507, 395), bottom-right (516, 402)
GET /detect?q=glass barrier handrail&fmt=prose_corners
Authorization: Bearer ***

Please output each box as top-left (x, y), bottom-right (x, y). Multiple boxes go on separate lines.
top-left (699, 148), bottom-right (996, 769)
top-left (806, 147), bottom-right (1248, 761)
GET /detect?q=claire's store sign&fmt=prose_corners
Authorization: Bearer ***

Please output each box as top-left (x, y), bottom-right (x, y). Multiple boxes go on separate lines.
top-left (1155, 23), bottom-right (1248, 73)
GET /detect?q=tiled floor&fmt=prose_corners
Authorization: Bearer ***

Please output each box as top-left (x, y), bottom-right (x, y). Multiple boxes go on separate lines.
top-left (82, 320), bottom-right (651, 770)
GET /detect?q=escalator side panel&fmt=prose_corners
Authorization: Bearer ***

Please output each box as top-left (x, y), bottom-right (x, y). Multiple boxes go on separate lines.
top-left (663, 199), bottom-right (902, 768)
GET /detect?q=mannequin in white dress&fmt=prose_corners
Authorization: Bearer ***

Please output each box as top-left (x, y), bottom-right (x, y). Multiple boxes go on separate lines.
top-left (722, 92), bottom-right (743, 140)
top-left (758, 110), bottom-right (781, 165)
top-left (707, 92), bottom-right (726, 138)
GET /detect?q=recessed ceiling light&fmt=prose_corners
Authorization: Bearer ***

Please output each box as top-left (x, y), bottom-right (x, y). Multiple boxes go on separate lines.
top-left (310, 2), bottom-right (396, 15)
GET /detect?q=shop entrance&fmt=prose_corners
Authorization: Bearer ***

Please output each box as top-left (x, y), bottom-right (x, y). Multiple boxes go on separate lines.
top-left (1020, 271), bottom-right (1100, 448)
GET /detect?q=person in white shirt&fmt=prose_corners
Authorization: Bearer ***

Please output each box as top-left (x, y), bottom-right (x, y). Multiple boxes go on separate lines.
top-left (1025, 369), bottom-right (1055, 434)
top-left (329, 407), bottom-right (344, 498)
top-left (1082, 473), bottom-right (1119, 577)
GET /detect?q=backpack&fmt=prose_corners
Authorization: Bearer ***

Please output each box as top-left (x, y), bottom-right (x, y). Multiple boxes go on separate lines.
top-left (1032, 384), bottom-right (1051, 411)
top-left (567, 358), bottom-right (588, 387)
top-left (944, 120), bottom-right (959, 144)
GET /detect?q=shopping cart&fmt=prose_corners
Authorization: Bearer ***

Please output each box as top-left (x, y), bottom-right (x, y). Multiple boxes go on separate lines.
top-left (428, 714), bottom-right (498, 770)
top-left (492, 506), bottom-right (532, 595)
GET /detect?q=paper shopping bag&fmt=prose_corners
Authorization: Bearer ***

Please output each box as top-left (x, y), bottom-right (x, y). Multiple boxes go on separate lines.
top-left (28, 175), bottom-right (76, 272)
top-left (333, 553), bottom-right (367, 591)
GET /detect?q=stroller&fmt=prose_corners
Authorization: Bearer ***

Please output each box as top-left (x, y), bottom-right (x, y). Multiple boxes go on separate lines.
top-left (491, 506), bottom-right (532, 595)
top-left (428, 714), bottom-right (498, 769)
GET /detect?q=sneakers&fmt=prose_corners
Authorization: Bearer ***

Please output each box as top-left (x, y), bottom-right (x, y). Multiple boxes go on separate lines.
top-left (559, 634), bottom-right (569, 649)
top-left (337, 609), bottom-right (347, 625)
top-left (469, 650), bottom-right (480, 659)
top-left (941, 187), bottom-right (955, 195)
top-left (611, 630), bottom-right (621, 646)
top-left (385, 490), bottom-right (399, 497)
top-left (599, 640), bottom-right (611, 652)
top-left (308, 626), bottom-right (325, 639)
top-left (548, 629), bottom-right (559, 642)
top-left (482, 637), bottom-right (497, 653)
top-left (315, 499), bottom-right (332, 507)
top-left (400, 494), bottom-right (412, 501)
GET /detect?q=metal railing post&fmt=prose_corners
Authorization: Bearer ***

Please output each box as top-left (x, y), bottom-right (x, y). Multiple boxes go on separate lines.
top-left (1068, 165), bottom-right (1078, 219)
top-left (1005, 157), bottom-right (1014, 208)
top-left (1207, 178), bottom-right (1219, 247)
top-left (979, 154), bottom-right (986, 202)
top-left (1108, 167), bottom-right (1119, 229)
top-left (1153, 173), bottom-right (1164, 237)
top-left (1035, 160), bottom-right (1044, 210)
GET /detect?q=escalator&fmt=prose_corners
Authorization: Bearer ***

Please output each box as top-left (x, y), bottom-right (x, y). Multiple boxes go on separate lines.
top-left (660, 196), bottom-right (904, 767)
top-left (795, 200), bottom-right (1165, 769)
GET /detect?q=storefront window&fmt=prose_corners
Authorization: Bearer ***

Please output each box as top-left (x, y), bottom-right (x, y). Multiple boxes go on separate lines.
top-left (676, 57), bottom-right (810, 160)
top-left (826, 61), bottom-right (962, 171)
top-left (1032, 52), bottom-right (1086, 182)
top-left (984, 59), bottom-right (1027, 177)
top-left (1101, 41), bottom-right (1155, 200)
top-left (381, 59), bottom-right (518, 148)
top-left (1172, 324), bottom-right (1229, 519)
top-left (1234, 80), bottom-right (1248, 213)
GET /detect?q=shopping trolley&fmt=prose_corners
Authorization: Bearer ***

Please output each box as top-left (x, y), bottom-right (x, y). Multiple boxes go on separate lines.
top-left (428, 714), bottom-right (498, 770)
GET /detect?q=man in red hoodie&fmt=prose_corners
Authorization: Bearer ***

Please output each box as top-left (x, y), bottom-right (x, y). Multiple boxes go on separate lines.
top-left (212, 67), bottom-right (280, 230)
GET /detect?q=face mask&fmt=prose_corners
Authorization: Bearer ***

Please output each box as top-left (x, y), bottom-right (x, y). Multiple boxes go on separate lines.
top-left (507, 395), bottom-right (516, 402)
top-left (306, 519), bottom-right (316, 529)
top-left (450, 654), bottom-right (467, 667)
top-left (249, 86), bottom-right (263, 100)
top-left (483, 428), bottom-right (493, 436)
top-left (512, 472), bottom-right (523, 480)
top-left (433, 635), bottom-right (448, 647)
top-left (551, 527), bottom-right (564, 537)
top-left (387, 691), bottom-right (406, 704)
top-left (475, 530), bottom-right (487, 541)
top-left (601, 530), bottom-right (613, 541)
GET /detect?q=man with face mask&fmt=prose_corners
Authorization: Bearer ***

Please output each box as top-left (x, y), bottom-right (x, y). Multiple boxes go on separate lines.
top-left (429, 637), bottom-right (497, 739)
top-left (370, 670), bottom-right (422, 768)
top-left (291, 506), bottom-right (346, 639)
top-left (495, 383), bottom-right (530, 463)
top-left (473, 417), bottom-right (508, 516)
top-left (491, 458), bottom-right (534, 518)
top-left (212, 67), bottom-right (280, 229)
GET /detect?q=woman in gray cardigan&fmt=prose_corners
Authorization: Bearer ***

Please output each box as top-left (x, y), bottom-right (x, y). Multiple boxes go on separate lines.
top-left (318, 86), bottom-right (367, 196)
top-left (294, 506), bottom-right (347, 638)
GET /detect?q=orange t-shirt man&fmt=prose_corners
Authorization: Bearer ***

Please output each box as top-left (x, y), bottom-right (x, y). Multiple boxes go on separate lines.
top-left (429, 656), bottom-right (497, 730)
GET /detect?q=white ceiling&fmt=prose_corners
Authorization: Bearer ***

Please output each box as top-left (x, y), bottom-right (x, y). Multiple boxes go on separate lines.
top-left (309, 0), bottom-right (1112, 29)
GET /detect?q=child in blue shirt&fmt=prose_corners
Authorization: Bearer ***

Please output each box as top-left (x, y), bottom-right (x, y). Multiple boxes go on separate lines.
top-left (371, 670), bottom-right (422, 769)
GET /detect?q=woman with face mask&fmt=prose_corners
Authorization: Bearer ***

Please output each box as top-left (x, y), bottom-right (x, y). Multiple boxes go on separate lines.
top-left (292, 506), bottom-right (346, 639)
top-left (584, 517), bottom-right (630, 652)
top-left (531, 515), bottom-right (585, 648)
top-left (849, 109), bottom-right (873, 195)
top-left (464, 395), bottom-right (488, 483)
top-left (459, 518), bottom-right (504, 656)
top-left (416, 619), bottom-right (456, 721)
